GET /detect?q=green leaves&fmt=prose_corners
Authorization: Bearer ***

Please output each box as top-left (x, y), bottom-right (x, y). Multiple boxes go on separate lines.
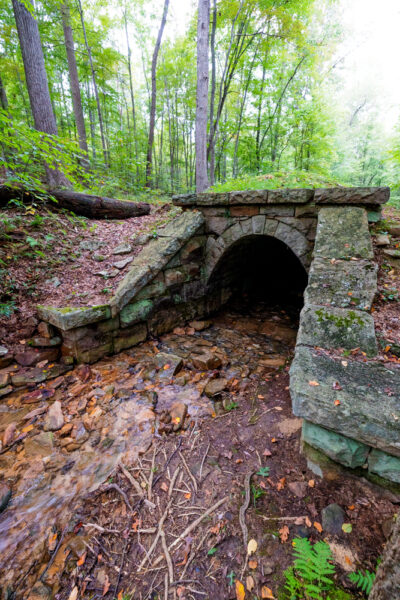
top-left (348, 570), bottom-right (376, 596)
top-left (256, 466), bottom-right (270, 477)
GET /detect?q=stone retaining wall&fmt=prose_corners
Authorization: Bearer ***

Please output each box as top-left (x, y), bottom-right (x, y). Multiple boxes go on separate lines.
top-left (290, 205), bottom-right (400, 484)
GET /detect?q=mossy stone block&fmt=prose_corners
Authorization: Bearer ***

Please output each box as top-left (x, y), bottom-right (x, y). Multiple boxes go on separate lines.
top-left (368, 449), bottom-right (400, 483)
top-left (120, 300), bottom-right (153, 328)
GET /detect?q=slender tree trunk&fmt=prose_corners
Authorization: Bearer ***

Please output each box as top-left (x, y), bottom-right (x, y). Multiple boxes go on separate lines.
top-left (195, 0), bottom-right (210, 192)
top-left (233, 47), bottom-right (258, 178)
top-left (145, 0), bottom-right (170, 188)
top-left (61, 0), bottom-right (88, 155)
top-left (0, 74), bottom-right (8, 111)
top-left (124, 10), bottom-right (140, 181)
top-left (77, 0), bottom-right (108, 165)
top-left (0, 74), bottom-right (10, 178)
top-left (12, 0), bottom-right (69, 187)
top-left (208, 0), bottom-right (217, 186)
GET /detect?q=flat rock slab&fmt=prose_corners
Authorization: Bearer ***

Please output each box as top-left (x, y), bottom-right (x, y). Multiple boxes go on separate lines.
top-left (314, 187), bottom-right (389, 206)
top-left (313, 207), bottom-right (373, 260)
top-left (297, 304), bottom-right (378, 356)
top-left (37, 304), bottom-right (111, 331)
top-left (304, 258), bottom-right (377, 311)
top-left (290, 346), bottom-right (400, 457)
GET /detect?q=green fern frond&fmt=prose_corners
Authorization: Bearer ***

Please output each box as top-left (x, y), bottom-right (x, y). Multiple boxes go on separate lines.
top-left (348, 570), bottom-right (376, 596)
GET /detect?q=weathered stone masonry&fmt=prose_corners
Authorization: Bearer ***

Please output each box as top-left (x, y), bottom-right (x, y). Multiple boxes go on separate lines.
top-left (34, 185), bottom-right (400, 486)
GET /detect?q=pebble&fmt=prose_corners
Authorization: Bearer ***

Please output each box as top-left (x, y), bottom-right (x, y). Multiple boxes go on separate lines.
top-left (288, 481), bottom-right (308, 498)
top-left (191, 350), bottom-right (222, 370)
top-left (3, 422), bottom-right (17, 447)
top-left (204, 378), bottom-right (228, 397)
top-left (375, 233), bottom-right (390, 246)
top-left (321, 503), bottom-right (345, 535)
top-left (112, 242), bottom-right (131, 255)
top-left (44, 401), bottom-right (64, 431)
top-left (114, 256), bottom-right (133, 269)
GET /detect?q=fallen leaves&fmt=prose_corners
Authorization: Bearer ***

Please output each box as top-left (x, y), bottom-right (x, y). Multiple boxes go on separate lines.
top-left (68, 588), bottom-right (78, 600)
top-left (235, 579), bottom-right (245, 600)
top-left (249, 558), bottom-right (258, 569)
top-left (279, 525), bottom-right (289, 543)
top-left (76, 551), bottom-right (86, 566)
top-left (314, 521), bottom-right (323, 533)
top-left (246, 575), bottom-right (255, 591)
top-left (308, 479), bottom-right (315, 488)
top-left (342, 523), bottom-right (353, 533)
top-left (247, 539), bottom-right (258, 555)
top-left (261, 585), bottom-right (275, 598)
top-left (277, 477), bottom-right (286, 491)
top-left (308, 380), bottom-right (319, 387)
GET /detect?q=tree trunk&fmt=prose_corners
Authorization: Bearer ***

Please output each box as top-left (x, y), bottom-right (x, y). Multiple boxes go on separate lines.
top-left (0, 73), bottom-right (9, 111)
top-left (0, 184), bottom-right (150, 218)
top-left (77, 0), bottom-right (109, 166)
top-left (12, 0), bottom-right (69, 188)
top-left (208, 0), bottom-right (217, 186)
top-left (195, 0), bottom-right (210, 193)
top-left (124, 10), bottom-right (140, 181)
top-left (61, 0), bottom-right (88, 156)
top-left (145, 0), bottom-right (170, 188)
top-left (369, 516), bottom-right (400, 599)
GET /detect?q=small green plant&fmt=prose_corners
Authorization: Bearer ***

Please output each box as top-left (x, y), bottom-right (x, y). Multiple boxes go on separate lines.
top-left (380, 287), bottom-right (400, 302)
top-left (283, 537), bottom-right (335, 599)
top-left (0, 302), bottom-right (15, 317)
top-left (348, 570), bottom-right (375, 596)
top-left (30, 213), bottom-right (45, 228)
top-left (256, 467), bottom-right (270, 477)
top-left (25, 235), bottom-right (40, 248)
top-left (207, 547), bottom-right (218, 556)
top-left (251, 484), bottom-right (265, 507)
top-left (223, 400), bottom-right (238, 412)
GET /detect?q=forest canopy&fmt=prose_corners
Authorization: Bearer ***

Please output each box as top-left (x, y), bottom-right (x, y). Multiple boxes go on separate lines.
top-left (0, 0), bottom-right (398, 200)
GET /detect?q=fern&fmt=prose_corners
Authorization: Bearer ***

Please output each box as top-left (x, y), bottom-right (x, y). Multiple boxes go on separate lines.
top-left (284, 538), bottom-right (336, 599)
top-left (348, 570), bottom-right (375, 596)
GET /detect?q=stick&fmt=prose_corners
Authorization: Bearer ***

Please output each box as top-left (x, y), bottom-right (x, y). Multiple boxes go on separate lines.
top-left (119, 462), bottom-right (144, 496)
top-left (100, 483), bottom-right (133, 512)
top-left (161, 530), bottom-right (174, 583)
top-left (40, 523), bottom-right (68, 582)
top-left (138, 498), bottom-right (173, 571)
top-left (152, 497), bottom-right (228, 568)
top-left (199, 443), bottom-right (210, 482)
top-left (239, 471), bottom-right (253, 577)
top-left (179, 451), bottom-right (198, 494)
top-left (164, 572), bottom-right (168, 600)
top-left (148, 446), bottom-right (157, 501)
top-left (82, 523), bottom-right (120, 534)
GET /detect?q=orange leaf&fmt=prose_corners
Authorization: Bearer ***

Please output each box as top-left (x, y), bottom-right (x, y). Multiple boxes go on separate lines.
top-left (308, 380), bottom-right (319, 387)
top-left (314, 521), bottom-right (323, 533)
top-left (261, 585), bottom-right (275, 598)
top-left (305, 516), bottom-right (312, 527)
top-left (248, 559), bottom-right (258, 569)
top-left (279, 525), bottom-right (289, 543)
top-left (257, 394), bottom-right (265, 399)
top-left (102, 574), bottom-right (110, 596)
top-left (271, 438), bottom-right (278, 443)
top-left (385, 345), bottom-right (391, 353)
top-left (184, 492), bottom-right (191, 499)
top-left (118, 592), bottom-right (124, 600)
top-left (77, 551), bottom-right (86, 566)
top-left (277, 477), bottom-right (286, 491)
top-left (308, 479), bottom-right (315, 487)
top-left (132, 518), bottom-right (140, 532)
top-left (235, 579), bottom-right (245, 600)
top-left (348, 504), bottom-right (355, 511)
top-left (160, 482), bottom-right (168, 492)
top-left (334, 399), bottom-right (341, 406)
top-left (163, 364), bottom-right (171, 370)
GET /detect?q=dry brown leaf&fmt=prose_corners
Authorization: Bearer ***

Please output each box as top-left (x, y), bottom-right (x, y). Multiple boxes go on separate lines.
top-left (305, 516), bottom-right (312, 528)
top-left (308, 479), bottom-right (315, 487)
top-left (279, 525), bottom-right (289, 543)
top-left (263, 449), bottom-right (272, 457)
top-left (247, 539), bottom-right (258, 555)
top-left (77, 551), bottom-right (86, 567)
top-left (261, 585), bottom-right (275, 598)
top-left (246, 576), bottom-right (255, 591)
top-left (248, 559), bottom-right (258, 569)
top-left (314, 521), bottom-right (323, 533)
top-left (160, 481), bottom-right (168, 492)
top-left (235, 579), bottom-right (245, 600)
top-left (68, 588), bottom-right (78, 600)
top-left (102, 574), bottom-right (110, 596)
top-left (277, 477), bottom-right (286, 491)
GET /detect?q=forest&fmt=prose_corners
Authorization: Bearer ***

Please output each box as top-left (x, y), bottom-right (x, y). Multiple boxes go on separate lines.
top-left (0, 0), bottom-right (397, 200)
top-left (1, 1), bottom-right (400, 600)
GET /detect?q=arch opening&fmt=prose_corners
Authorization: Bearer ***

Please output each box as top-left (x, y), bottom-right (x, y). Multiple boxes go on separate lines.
top-left (208, 234), bottom-right (308, 316)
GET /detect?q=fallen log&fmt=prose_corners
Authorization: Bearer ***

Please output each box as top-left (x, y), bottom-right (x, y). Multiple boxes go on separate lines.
top-left (0, 184), bottom-right (151, 219)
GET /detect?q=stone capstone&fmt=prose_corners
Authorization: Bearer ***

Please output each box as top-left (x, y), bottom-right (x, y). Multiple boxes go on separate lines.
top-left (291, 347), bottom-right (400, 457)
top-left (297, 304), bottom-right (378, 356)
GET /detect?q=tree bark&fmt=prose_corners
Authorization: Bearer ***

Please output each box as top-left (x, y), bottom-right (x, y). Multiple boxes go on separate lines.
top-left (76, 0), bottom-right (109, 166)
top-left (369, 516), bottom-right (400, 599)
top-left (195, 0), bottom-right (210, 193)
top-left (12, 0), bottom-right (69, 188)
top-left (145, 0), bottom-right (170, 188)
top-left (0, 184), bottom-right (150, 218)
top-left (61, 0), bottom-right (88, 156)
top-left (208, 0), bottom-right (217, 186)
top-left (124, 9), bottom-right (140, 181)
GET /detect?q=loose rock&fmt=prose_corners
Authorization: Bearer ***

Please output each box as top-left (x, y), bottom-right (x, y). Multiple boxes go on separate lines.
top-left (44, 401), bottom-right (64, 431)
top-left (169, 402), bottom-right (188, 431)
top-left (321, 503), bottom-right (345, 535)
top-left (191, 350), bottom-right (222, 370)
top-left (204, 378), bottom-right (228, 397)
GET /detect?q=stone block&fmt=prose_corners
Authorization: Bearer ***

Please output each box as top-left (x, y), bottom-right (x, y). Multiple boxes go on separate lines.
top-left (252, 215), bottom-right (266, 234)
top-left (290, 345), bottom-right (400, 457)
top-left (302, 421), bottom-right (370, 469)
top-left (304, 258), bottom-right (377, 311)
top-left (158, 210), bottom-right (205, 240)
top-left (120, 300), bottom-right (153, 328)
top-left (314, 187), bottom-right (389, 206)
top-left (275, 221), bottom-right (309, 258)
top-left (165, 268), bottom-right (188, 287)
top-left (136, 276), bottom-right (166, 301)
top-left (367, 210), bottom-right (382, 223)
top-left (297, 304), bottom-right (378, 356)
top-left (165, 254), bottom-right (181, 269)
top-left (239, 217), bottom-right (253, 236)
top-left (259, 206), bottom-right (295, 216)
top-left (368, 448), bottom-right (400, 483)
top-left (75, 342), bottom-right (114, 364)
top-left (263, 218), bottom-right (278, 236)
top-left (206, 216), bottom-right (232, 235)
top-left (37, 304), bottom-right (111, 331)
top-left (278, 216), bottom-right (317, 237)
top-left (229, 205), bottom-right (259, 217)
top-left (111, 264), bottom-right (154, 315)
top-left (295, 204), bottom-right (318, 217)
top-left (268, 189), bottom-right (314, 204)
top-left (313, 207), bottom-right (373, 259)
top-left (113, 322), bottom-right (147, 353)
top-left (229, 190), bottom-right (269, 204)
top-left (181, 237), bottom-right (205, 263)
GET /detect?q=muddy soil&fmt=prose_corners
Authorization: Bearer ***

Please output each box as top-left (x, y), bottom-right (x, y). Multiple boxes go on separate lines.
top-left (0, 303), bottom-right (397, 600)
